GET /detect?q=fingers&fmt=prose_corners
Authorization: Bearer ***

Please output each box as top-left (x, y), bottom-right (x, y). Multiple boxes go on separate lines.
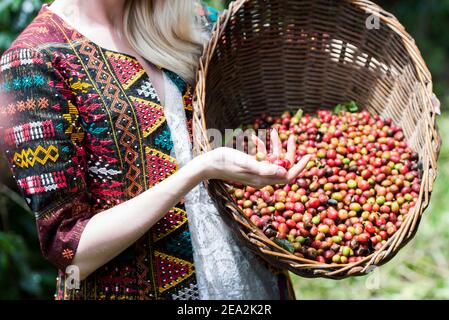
top-left (251, 134), bottom-right (267, 156)
top-left (285, 134), bottom-right (296, 164)
top-left (233, 159), bottom-right (289, 188)
top-left (239, 172), bottom-right (288, 189)
top-left (256, 162), bottom-right (288, 178)
top-left (270, 129), bottom-right (282, 159)
top-left (287, 154), bottom-right (314, 181)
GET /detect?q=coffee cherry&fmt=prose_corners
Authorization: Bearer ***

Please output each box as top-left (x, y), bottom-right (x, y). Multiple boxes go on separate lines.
top-left (332, 254), bottom-right (341, 263)
top-left (307, 198), bottom-right (320, 209)
top-left (349, 203), bottom-right (362, 212)
top-left (357, 233), bottom-right (370, 244)
top-left (347, 179), bottom-right (357, 189)
top-left (229, 107), bottom-right (421, 264)
top-left (275, 202), bottom-right (285, 211)
top-left (243, 208), bottom-right (254, 218)
top-left (312, 215), bottom-right (321, 225)
top-left (256, 152), bottom-right (266, 161)
top-left (234, 189), bottom-right (244, 199)
top-left (243, 200), bottom-right (253, 208)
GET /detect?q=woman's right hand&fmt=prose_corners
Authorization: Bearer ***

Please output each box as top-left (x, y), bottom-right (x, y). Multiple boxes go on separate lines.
top-left (198, 131), bottom-right (313, 188)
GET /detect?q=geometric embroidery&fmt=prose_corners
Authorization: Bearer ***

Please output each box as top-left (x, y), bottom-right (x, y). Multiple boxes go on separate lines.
top-left (63, 101), bottom-right (85, 144)
top-left (130, 96), bottom-right (165, 138)
top-left (183, 86), bottom-right (194, 143)
top-left (1, 5), bottom-right (203, 301)
top-left (13, 144), bottom-right (59, 168)
top-left (106, 52), bottom-right (145, 90)
top-left (0, 48), bottom-right (45, 72)
top-left (154, 129), bottom-right (173, 151)
top-left (171, 283), bottom-right (199, 300)
top-left (4, 120), bottom-right (55, 146)
top-left (62, 249), bottom-right (74, 260)
top-left (161, 230), bottom-right (194, 259)
top-left (88, 164), bottom-right (122, 178)
top-left (0, 74), bottom-right (45, 92)
top-left (137, 81), bottom-right (159, 101)
top-left (154, 251), bottom-right (194, 293)
top-left (183, 88), bottom-right (193, 111)
top-left (17, 170), bottom-right (67, 195)
top-left (78, 42), bottom-right (144, 197)
top-left (69, 79), bottom-right (93, 94)
top-left (145, 147), bottom-right (178, 187)
top-left (152, 207), bottom-right (188, 242)
top-left (2, 97), bottom-right (49, 114)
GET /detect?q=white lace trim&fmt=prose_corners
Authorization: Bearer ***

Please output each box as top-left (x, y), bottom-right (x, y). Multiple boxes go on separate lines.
top-left (163, 74), bottom-right (280, 300)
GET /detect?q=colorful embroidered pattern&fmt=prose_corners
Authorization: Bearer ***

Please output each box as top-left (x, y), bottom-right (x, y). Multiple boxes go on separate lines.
top-left (154, 129), bottom-right (174, 151)
top-left (130, 96), bottom-right (165, 138)
top-left (106, 52), bottom-right (145, 90)
top-left (157, 230), bottom-right (195, 260)
top-left (17, 170), bottom-right (67, 195)
top-left (145, 147), bottom-right (178, 187)
top-left (2, 97), bottom-right (49, 114)
top-left (0, 2), bottom-right (267, 302)
top-left (13, 144), bottom-right (59, 168)
top-left (88, 163), bottom-right (122, 178)
top-left (4, 120), bottom-right (55, 146)
top-left (63, 101), bottom-right (85, 144)
top-left (0, 48), bottom-right (45, 71)
top-left (171, 283), bottom-right (199, 300)
top-left (62, 248), bottom-right (74, 260)
top-left (137, 81), bottom-right (159, 101)
top-left (152, 207), bottom-right (188, 242)
top-left (78, 41), bottom-right (145, 197)
top-left (0, 74), bottom-right (45, 92)
top-left (183, 88), bottom-right (193, 111)
top-left (69, 79), bottom-right (92, 93)
top-left (154, 251), bottom-right (194, 293)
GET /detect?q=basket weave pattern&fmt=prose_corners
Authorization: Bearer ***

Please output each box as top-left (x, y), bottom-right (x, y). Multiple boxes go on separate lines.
top-left (193, 0), bottom-right (441, 278)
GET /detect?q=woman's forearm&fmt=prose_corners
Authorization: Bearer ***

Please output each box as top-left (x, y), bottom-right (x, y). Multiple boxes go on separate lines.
top-left (72, 155), bottom-right (206, 280)
top-left (72, 143), bottom-right (303, 280)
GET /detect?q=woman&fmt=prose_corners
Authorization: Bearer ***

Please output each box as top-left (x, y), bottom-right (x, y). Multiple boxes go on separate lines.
top-left (0, 0), bottom-right (310, 300)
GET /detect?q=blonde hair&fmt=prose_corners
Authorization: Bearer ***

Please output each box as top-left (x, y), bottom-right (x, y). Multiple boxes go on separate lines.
top-left (123, 0), bottom-right (205, 84)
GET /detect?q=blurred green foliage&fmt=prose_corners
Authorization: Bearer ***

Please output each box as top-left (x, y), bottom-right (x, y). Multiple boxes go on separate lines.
top-left (0, 0), bottom-right (48, 51)
top-left (0, 0), bottom-right (447, 299)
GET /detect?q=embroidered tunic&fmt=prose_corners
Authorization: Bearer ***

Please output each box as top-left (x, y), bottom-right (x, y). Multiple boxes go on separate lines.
top-left (0, 4), bottom-right (292, 300)
top-left (0, 5), bottom-right (200, 300)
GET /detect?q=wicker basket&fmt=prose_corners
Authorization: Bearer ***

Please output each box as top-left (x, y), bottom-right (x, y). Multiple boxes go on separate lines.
top-left (193, 0), bottom-right (441, 279)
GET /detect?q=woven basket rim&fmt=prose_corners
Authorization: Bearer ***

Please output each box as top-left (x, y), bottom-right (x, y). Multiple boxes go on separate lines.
top-left (193, 0), bottom-right (441, 279)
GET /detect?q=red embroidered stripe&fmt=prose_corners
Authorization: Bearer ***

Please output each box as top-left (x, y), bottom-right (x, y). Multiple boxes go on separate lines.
top-left (17, 170), bottom-right (67, 195)
top-left (4, 120), bottom-right (55, 146)
top-left (0, 49), bottom-right (45, 71)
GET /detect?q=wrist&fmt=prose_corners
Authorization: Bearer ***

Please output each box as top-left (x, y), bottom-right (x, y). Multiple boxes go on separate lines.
top-left (192, 152), bottom-right (217, 181)
top-left (189, 153), bottom-right (214, 182)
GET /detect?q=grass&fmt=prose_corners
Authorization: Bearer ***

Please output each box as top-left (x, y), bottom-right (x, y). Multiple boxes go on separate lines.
top-left (292, 113), bottom-right (449, 300)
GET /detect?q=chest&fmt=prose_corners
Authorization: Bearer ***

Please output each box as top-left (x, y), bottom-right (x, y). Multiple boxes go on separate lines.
top-left (51, 45), bottom-right (193, 209)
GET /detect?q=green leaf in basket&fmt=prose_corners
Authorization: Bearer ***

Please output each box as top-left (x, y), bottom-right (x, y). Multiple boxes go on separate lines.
top-left (347, 101), bottom-right (359, 112)
top-left (294, 108), bottom-right (304, 120)
top-left (273, 238), bottom-right (295, 254)
top-left (334, 101), bottom-right (359, 114)
top-left (334, 104), bottom-right (344, 114)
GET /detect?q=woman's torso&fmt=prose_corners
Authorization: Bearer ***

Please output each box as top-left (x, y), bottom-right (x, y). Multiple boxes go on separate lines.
top-left (1, 5), bottom-right (198, 300)
top-left (0, 4), bottom-right (293, 301)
